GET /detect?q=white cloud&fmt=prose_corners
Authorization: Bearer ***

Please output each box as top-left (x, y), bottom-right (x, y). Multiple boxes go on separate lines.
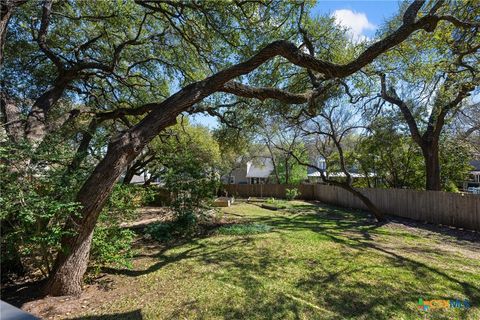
top-left (331, 9), bottom-right (376, 42)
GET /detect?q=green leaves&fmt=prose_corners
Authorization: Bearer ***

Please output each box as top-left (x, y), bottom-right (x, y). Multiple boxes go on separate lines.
top-left (91, 226), bottom-right (135, 269)
top-left (0, 140), bottom-right (83, 276)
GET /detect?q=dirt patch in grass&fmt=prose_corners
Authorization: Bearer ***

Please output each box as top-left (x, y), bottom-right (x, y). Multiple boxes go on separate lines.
top-left (379, 217), bottom-right (480, 259)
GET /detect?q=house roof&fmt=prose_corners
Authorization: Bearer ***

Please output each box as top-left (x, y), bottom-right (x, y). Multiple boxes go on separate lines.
top-left (470, 160), bottom-right (480, 171)
top-left (308, 171), bottom-right (374, 178)
top-left (246, 157), bottom-right (274, 178)
top-left (130, 174), bottom-right (148, 184)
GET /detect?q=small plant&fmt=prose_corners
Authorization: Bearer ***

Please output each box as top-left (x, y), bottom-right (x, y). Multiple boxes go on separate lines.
top-left (266, 197), bottom-right (276, 204)
top-left (263, 197), bottom-right (287, 210)
top-left (216, 223), bottom-right (272, 235)
top-left (285, 188), bottom-right (301, 201)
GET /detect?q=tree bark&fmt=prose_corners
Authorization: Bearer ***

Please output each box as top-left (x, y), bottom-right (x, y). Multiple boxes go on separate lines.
top-left (0, 3), bottom-right (12, 66)
top-left (45, 130), bottom-right (147, 295)
top-left (0, 93), bottom-right (24, 142)
top-left (25, 82), bottom-right (69, 145)
top-left (422, 143), bottom-right (441, 191)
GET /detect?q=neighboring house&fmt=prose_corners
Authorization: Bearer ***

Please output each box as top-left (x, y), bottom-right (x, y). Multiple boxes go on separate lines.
top-left (223, 154), bottom-right (377, 185)
top-left (130, 173), bottom-right (150, 184)
top-left (463, 160), bottom-right (480, 192)
top-left (224, 156), bottom-right (274, 184)
top-left (126, 172), bottom-right (162, 185)
top-left (246, 157), bottom-right (274, 184)
top-left (306, 158), bottom-right (327, 183)
top-left (225, 156), bottom-right (329, 184)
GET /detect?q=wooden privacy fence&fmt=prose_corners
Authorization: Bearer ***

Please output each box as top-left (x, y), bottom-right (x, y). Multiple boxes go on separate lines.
top-left (221, 184), bottom-right (480, 231)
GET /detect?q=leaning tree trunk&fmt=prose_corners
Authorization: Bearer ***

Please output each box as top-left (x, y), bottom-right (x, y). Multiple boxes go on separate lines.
top-left (340, 184), bottom-right (385, 222)
top-left (46, 76), bottom-right (187, 295)
top-left (45, 131), bottom-right (147, 295)
top-left (422, 143), bottom-right (441, 191)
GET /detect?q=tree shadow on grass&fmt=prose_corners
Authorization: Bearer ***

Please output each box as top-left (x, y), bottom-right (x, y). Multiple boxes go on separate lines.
top-left (98, 202), bottom-right (480, 319)
top-left (99, 236), bottom-right (254, 277)
top-left (312, 208), bottom-right (478, 318)
top-left (292, 229), bottom-right (479, 319)
top-left (191, 203), bottom-right (480, 319)
top-left (11, 202), bottom-right (475, 319)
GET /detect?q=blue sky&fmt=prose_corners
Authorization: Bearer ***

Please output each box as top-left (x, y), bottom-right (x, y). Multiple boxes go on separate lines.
top-left (312, 1), bottom-right (401, 40)
top-left (191, 1), bottom-right (402, 128)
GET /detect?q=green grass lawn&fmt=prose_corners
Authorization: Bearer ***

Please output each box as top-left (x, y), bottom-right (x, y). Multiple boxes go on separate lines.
top-left (73, 201), bottom-right (480, 320)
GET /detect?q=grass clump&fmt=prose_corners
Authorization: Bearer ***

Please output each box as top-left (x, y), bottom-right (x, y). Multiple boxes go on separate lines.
top-left (265, 198), bottom-right (287, 209)
top-left (216, 223), bottom-right (272, 235)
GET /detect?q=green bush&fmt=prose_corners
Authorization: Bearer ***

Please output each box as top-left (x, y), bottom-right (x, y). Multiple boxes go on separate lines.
top-left (90, 184), bottom-right (155, 268)
top-left (216, 223), bottom-right (272, 235)
top-left (91, 226), bottom-right (135, 270)
top-left (144, 212), bottom-right (197, 242)
top-left (0, 141), bottom-right (84, 278)
top-left (285, 188), bottom-right (301, 201)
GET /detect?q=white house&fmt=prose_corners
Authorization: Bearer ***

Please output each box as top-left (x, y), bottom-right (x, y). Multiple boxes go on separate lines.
top-left (225, 156), bottom-right (327, 184)
top-left (463, 160), bottom-right (480, 192)
top-left (306, 158), bottom-right (327, 183)
top-left (246, 157), bottom-right (274, 184)
top-left (224, 156), bottom-right (274, 184)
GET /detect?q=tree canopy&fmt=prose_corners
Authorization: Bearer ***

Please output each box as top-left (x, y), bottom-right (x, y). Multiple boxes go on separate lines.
top-left (1, 0), bottom-right (479, 296)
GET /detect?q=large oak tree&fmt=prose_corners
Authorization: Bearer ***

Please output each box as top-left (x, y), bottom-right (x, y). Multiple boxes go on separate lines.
top-left (375, 1), bottom-right (479, 190)
top-left (1, 0), bottom-right (478, 296)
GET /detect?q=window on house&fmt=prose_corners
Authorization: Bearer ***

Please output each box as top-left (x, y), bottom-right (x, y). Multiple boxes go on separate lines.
top-left (229, 176), bottom-right (235, 184)
top-left (250, 177), bottom-right (265, 184)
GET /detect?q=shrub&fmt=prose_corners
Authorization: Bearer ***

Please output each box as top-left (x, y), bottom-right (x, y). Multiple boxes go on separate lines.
top-left (285, 188), bottom-right (301, 201)
top-left (144, 212), bottom-right (197, 242)
top-left (266, 197), bottom-right (276, 204)
top-left (90, 184), bottom-right (155, 269)
top-left (216, 223), bottom-right (272, 235)
top-left (102, 184), bottom-right (156, 222)
top-left (90, 227), bottom-right (135, 271)
top-left (0, 141), bottom-right (84, 278)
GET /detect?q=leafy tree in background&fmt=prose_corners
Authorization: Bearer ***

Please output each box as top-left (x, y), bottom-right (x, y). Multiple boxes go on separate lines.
top-left (156, 120), bottom-right (222, 212)
top-left (356, 115), bottom-right (473, 191)
top-left (356, 116), bottom-right (426, 189)
top-left (276, 143), bottom-right (308, 185)
top-left (439, 136), bottom-right (474, 192)
top-left (288, 101), bottom-right (385, 221)
top-left (450, 102), bottom-right (480, 156)
top-left (373, 0), bottom-right (479, 190)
